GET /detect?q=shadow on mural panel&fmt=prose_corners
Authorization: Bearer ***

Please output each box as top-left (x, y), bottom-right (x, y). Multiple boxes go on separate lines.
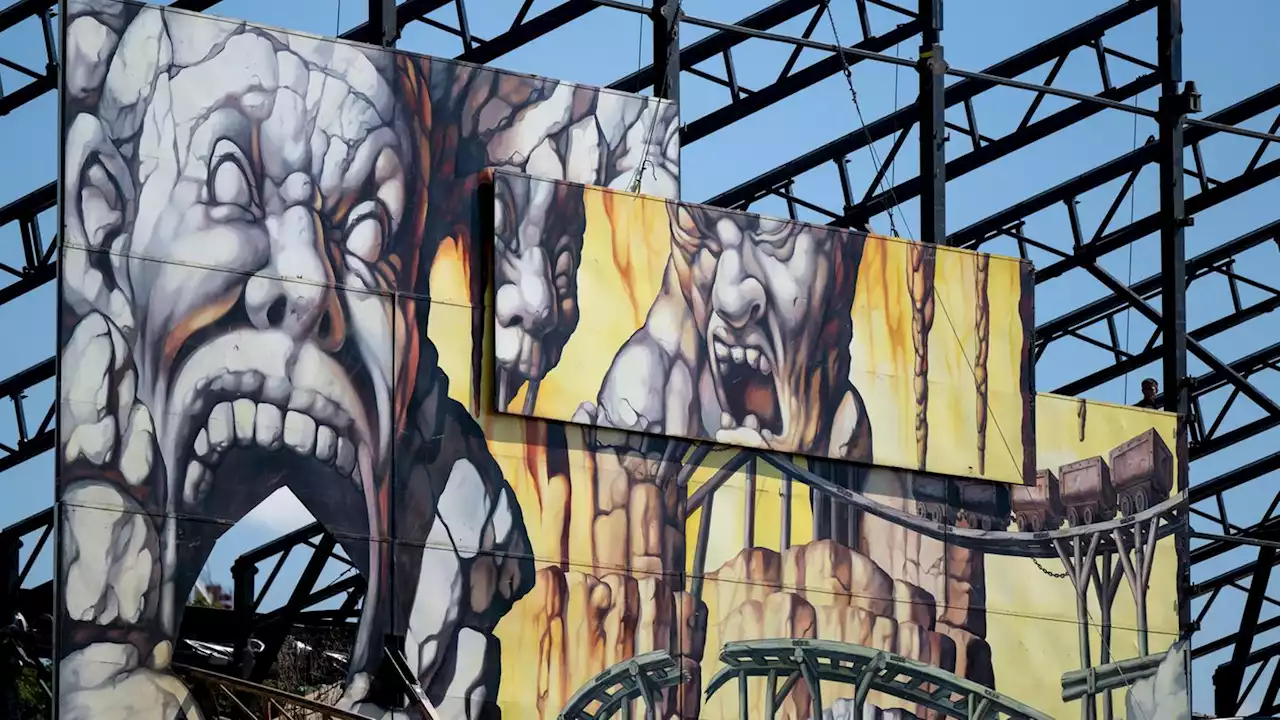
top-left (491, 172), bottom-right (1037, 486)
top-left (58, 0), bottom-right (677, 716)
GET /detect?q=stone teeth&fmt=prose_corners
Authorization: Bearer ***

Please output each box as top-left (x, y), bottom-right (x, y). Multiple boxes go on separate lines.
top-left (335, 438), bottom-right (356, 477)
top-left (207, 402), bottom-right (234, 453)
top-left (193, 428), bottom-right (210, 459)
top-left (720, 411), bottom-right (736, 430)
top-left (743, 414), bottom-right (760, 430)
top-left (183, 461), bottom-right (210, 506)
top-left (759, 355), bottom-right (772, 375)
top-left (288, 388), bottom-right (316, 414)
top-left (316, 425), bottom-right (337, 463)
top-left (713, 340), bottom-right (729, 359)
top-left (190, 387), bottom-right (361, 480)
top-left (283, 411), bottom-right (317, 455)
top-left (254, 403), bottom-right (284, 450)
top-left (729, 345), bottom-right (746, 364)
top-left (262, 375), bottom-right (292, 405)
top-left (232, 399), bottom-right (257, 446)
top-left (745, 347), bottom-right (761, 367)
top-left (237, 371), bottom-right (264, 395)
top-left (119, 405), bottom-right (155, 487)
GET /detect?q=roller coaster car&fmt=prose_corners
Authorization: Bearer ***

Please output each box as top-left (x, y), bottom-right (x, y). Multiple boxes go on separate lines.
top-left (1109, 429), bottom-right (1174, 516)
top-left (1059, 456), bottom-right (1116, 527)
top-left (913, 474), bottom-right (954, 525)
top-left (1011, 469), bottom-right (1065, 532)
top-left (954, 480), bottom-right (1012, 531)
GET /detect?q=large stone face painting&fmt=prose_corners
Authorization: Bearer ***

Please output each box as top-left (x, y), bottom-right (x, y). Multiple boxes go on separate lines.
top-left (58, 0), bottom-right (676, 717)
top-left (57, 1), bottom-right (1188, 719)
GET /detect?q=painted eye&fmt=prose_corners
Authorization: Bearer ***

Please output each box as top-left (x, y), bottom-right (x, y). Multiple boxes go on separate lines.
top-left (345, 200), bottom-right (387, 264)
top-left (208, 140), bottom-right (256, 210)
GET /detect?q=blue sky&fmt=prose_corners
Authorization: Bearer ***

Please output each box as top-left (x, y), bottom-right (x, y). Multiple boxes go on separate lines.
top-left (1, 0), bottom-right (1278, 714)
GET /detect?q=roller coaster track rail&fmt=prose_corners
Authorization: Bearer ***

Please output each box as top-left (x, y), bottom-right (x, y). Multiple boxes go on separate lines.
top-left (685, 447), bottom-right (1186, 560)
top-left (703, 639), bottom-right (1052, 720)
top-left (559, 650), bottom-right (689, 720)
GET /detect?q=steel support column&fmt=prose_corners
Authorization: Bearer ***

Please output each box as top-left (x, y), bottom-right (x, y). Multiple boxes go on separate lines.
top-left (1156, 0), bottom-right (1194, 681)
top-left (1157, 0), bottom-right (1189, 420)
top-left (1158, 4), bottom-right (1187, 640)
top-left (919, 0), bottom-right (945, 245)
top-left (653, 0), bottom-right (681, 101)
top-left (369, 0), bottom-right (400, 47)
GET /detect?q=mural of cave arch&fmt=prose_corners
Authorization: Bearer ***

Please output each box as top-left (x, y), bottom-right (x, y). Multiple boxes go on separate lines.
top-left (57, 2), bottom-right (1188, 718)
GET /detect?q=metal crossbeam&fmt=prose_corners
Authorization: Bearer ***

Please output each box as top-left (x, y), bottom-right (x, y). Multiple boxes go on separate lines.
top-left (703, 0), bottom-right (1159, 211)
top-left (0, 358), bottom-right (53, 474)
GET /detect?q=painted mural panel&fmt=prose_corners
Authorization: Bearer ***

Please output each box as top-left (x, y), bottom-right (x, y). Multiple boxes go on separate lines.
top-left (667, 397), bottom-right (1184, 720)
top-left (58, 0), bottom-right (678, 717)
top-left (469, 174), bottom-right (1185, 717)
top-left (57, 1), bottom-right (1189, 719)
top-left (492, 173), bottom-right (1036, 485)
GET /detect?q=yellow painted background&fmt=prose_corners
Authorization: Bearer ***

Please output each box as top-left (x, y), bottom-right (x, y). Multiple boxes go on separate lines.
top-left (422, 182), bottom-right (1181, 718)
top-left (501, 183), bottom-right (1033, 485)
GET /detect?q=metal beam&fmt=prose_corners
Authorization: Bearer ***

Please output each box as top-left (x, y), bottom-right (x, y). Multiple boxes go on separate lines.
top-left (0, 358), bottom-right (55, 475)
top-left (652, 0), bottom-right (680, 101)
top-left (918, 0), bottom-right (945, 245)
top-left (704, 0), bottom-right (1158, 210)
top-left (947, 81), bottom-right (1280, 252)
top-left (680, 19), bottom-right (920, 145)
top-left (609, 0), bottom-right (822, 94)
top-left (1153, 0), bottom-right (1198, 663)
top-left (849, 72), bottom-right (1160, 227)
top-left (1037, 219), bottom-right (1280, 353)
top-left (1214, 541), bottom-right (1276, 716)
top-left (367, 0), bottom-right (400, 47)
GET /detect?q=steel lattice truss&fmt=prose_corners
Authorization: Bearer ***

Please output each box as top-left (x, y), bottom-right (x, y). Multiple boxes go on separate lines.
top-left (2, 0), bottom-right (1279, 716)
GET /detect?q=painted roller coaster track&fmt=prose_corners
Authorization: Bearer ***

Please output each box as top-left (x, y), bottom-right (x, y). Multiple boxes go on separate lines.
top-left (704, 638), bottom-right (1052, 720)
top-left (558, 650), bottom-right (689, 720)
top-left (759, 452), bottom-right (1185, 559)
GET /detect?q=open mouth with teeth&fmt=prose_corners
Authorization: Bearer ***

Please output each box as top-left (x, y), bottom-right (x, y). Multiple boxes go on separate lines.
top-left (179, 372), bottom-right (367, 508)
top-left (711, 336), bottom-right (784, 437)
top-left (495, 330), bottom-right (548, 414)
top-left (161, 329), bottom-right (381, 524)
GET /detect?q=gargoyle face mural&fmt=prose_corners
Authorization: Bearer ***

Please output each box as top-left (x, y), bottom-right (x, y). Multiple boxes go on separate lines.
top-left (56, 3), bottom-right (1188, 720)
top-left (491, 171), bottom-right (586, 410)
top-left (58, 1), bottom-right (677, 718)
top-left (63, 0), bottom-right (420, 557)
top-left (666, 204), bottom-right (863, 453)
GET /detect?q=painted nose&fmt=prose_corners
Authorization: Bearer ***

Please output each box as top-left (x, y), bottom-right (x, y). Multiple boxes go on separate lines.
top-left (712, 248), bottom-right (766, 329)
top-left (495, 246), bottom-right (555, 336)
top-left (244, 204), bottom-right (339, 343)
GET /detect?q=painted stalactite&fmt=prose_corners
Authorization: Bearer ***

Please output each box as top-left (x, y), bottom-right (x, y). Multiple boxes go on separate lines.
top-left (974, 254), bottom-right (991, 475)
top-left (908, 243), bottom-right (938, 470)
